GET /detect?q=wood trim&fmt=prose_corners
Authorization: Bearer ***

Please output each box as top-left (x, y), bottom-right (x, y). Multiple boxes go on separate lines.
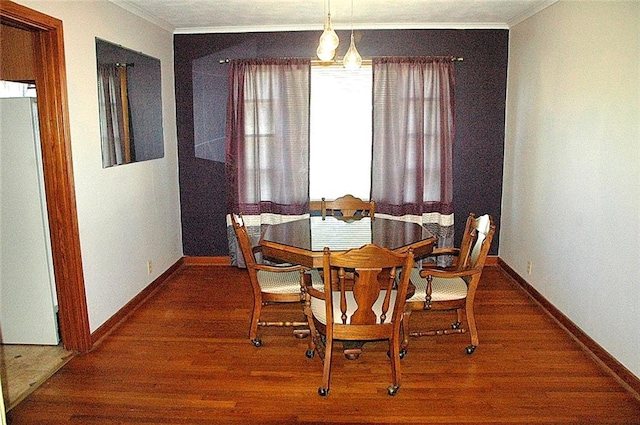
top-left (497, 258), bottom-right (640, 400)
top-left (485, 255), bottom-right (498, 265)
top-left (91, 259), bottom-right (184, 347)
top-left (0, 24), bottom-right (35, 80)
top-left (1, 1), bottom-right (92, 352)
top-left (309, 200), bottom-right (322, 211)
top-left (182, 256), bottom-right (231, 266)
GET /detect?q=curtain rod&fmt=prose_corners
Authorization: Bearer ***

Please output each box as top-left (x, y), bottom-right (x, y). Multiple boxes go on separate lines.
top-left (219, 56), bottom-right (463, 64)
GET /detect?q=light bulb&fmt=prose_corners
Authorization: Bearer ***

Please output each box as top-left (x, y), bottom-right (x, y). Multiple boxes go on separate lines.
top-left (343, 33), bottom-right (362, 70)
top-left (319, 15), bottom-right (339, 50)
top-left (317, 43), bottom-right (335, 61)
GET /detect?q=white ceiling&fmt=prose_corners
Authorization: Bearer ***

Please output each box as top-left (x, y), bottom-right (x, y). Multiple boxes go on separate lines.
top-left (111, 0), bottom-right (557, 34)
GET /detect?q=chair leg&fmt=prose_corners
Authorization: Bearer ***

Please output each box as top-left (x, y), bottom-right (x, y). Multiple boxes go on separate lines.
top-left (456, 308), bottom-right (464, 327)
top-left (249, 300), bottom-right (262, 347)
top-left (400, 309), bottom-right (413, 354)
top-left (303, 294), bottom-right (317, 358)
top-left (319, 336), bottom-right (333, 396)
top-left (296, 276), bottom-right (311, 339)
top-left (387, 335), bottom-right (401, 396)
top-left (464, 301), bottom-right (479, 354)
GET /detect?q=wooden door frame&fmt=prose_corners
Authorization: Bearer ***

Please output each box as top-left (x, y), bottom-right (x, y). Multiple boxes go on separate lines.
top-left (1, 1), bottom-right (92, 352)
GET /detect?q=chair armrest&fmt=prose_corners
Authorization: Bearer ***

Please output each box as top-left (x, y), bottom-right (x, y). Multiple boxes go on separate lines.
top-left (304, 284), bottom-right (326, 300)
top-left (253, 263), bottom-right (304, 273)
top-left (421, 247), bottom-right (462, 269)
top-left (419, 266), bottom-right (482, 280)
top-left (301, 272), bottom-right (326, 300)
top-left (430, 247), bottom-right (461, 257)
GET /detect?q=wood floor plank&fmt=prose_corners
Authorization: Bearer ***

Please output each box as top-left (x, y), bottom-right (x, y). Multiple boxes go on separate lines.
top-left (7, 265), bottom-right (640, 424)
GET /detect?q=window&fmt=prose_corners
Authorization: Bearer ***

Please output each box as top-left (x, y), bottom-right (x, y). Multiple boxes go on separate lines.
top-left (309, 65), bottom-right (372, 201)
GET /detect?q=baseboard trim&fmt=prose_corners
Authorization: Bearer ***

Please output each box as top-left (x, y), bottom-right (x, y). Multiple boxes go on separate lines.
top-left (90, 258), bottom-right (184, 347)
top-left (497, 258), bottom-right (640, 400)
top-left (182, 256), bottom-right (231, 266)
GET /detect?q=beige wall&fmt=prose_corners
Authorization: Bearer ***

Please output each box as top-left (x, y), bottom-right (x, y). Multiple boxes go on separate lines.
top-left (16, 0), bottom-right (182, 332)
top-left (502, 1), bottom-right (640, 377)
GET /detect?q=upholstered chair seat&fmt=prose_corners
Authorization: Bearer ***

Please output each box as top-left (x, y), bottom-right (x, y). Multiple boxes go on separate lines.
top-left (310, 290), bottom-right (399, 325)
top-left (407, 268), bottom-right (468, 302)
top-left (256, 270), bottom-right (309, 294)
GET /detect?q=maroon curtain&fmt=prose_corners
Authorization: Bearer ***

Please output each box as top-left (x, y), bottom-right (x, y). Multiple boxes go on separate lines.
top-left (225, 58), bottom-right (311, 266)
top-left (225, 58), bottom-right (311, 216)
top-left (371, 56), bottom-right (456, 253)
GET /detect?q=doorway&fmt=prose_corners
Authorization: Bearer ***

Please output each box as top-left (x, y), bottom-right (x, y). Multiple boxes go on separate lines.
top-left (0, 2), bottom-right (91, 352)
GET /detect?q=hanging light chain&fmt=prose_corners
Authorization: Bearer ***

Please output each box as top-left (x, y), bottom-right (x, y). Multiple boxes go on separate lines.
top-left (343, 0), bottom-right (362, 69)
top-left (317, 0), bottom-right (339, 61)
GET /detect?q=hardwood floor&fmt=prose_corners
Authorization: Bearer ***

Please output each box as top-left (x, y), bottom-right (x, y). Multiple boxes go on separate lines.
top-left (7, 265), bottom-right (640, 424)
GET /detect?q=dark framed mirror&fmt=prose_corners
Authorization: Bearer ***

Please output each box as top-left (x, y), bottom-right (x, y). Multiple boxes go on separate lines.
top-left (95, 38), bottom-right (164, 167)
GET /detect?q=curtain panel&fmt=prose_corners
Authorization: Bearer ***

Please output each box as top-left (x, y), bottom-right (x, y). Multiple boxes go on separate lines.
top-left (225, 58), bottom-right (311, 266)
top-left (371, 56), bottom-right (456, 261)
top-left (97, 64), bottom-right (133, 167)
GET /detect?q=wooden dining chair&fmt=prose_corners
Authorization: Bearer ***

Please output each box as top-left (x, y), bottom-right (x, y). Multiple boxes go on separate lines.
top-left (321, 194), bottom-right (375, 219)
top-left (303, 244), bottom-right (414, 396)
top-left (231, 213), bottom-right (320, 347)
top-left (402, 213), bottom-right (496, 355)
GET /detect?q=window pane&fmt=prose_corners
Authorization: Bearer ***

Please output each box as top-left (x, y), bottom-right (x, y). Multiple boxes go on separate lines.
top-left (309, 66), bottom-right (372, 201)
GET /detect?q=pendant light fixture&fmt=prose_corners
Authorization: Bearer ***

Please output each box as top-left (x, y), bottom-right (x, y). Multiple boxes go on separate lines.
top-left (342, 0), bottom-right (362, 70)
top-left (317, 0), bottom-right (339, 61)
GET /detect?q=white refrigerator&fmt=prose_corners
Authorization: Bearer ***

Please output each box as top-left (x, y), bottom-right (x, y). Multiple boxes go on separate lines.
top-left (0, 97), bottom-right (59, 345)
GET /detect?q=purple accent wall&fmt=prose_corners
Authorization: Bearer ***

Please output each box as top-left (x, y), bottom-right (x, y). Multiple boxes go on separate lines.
top-left (174, 29), bottom-right (507, 256)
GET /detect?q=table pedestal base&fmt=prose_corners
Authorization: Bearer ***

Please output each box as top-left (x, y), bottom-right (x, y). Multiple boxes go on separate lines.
top-left (342, 341), bottom-right (365, 360)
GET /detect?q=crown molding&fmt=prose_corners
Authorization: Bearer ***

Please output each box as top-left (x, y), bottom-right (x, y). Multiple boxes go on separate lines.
top-left (109, 0), bottom-right (176, 33)
top-left (507, 0), bottom-right (558, 27)
top-left (174, 22), bottom-right (510, 35)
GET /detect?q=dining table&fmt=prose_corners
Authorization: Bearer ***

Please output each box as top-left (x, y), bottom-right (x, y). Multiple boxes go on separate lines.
top-left (259, 215), bottom-right (437, 268)
top-left (259, 215), bottom-right (436, 359)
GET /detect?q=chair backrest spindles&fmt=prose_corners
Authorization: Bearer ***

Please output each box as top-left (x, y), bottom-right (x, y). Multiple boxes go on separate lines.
top-left (322, 244), bottom-right (413, 329)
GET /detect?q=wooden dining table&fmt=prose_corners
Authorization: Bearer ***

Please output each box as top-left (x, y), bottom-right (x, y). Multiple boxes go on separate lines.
top-left (259, 215), bottom-right (436, 359)
top-left (259, 215), bottom-right (437, 268)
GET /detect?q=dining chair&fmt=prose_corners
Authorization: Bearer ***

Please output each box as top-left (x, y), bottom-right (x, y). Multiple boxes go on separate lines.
top-left (321, 194), bottom-right (375, 219)
top-left (303, 244), bottom-right (414, 396)
top-left (231, 213), bottom-right (320, 347)
top-left (402, 213), bottom-right (496, 355)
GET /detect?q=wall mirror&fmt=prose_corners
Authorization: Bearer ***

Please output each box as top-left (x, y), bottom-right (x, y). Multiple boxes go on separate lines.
top-left (95, 38), bottom-right (164, 167)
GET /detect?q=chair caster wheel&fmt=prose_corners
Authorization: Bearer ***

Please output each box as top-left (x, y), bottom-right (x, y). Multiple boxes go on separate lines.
top-left (318, 387), bottom-right (329, 396)
top-left (251, 338), bottom-right (262, 347)
top-left (387, 385), bottom-right (399, 396)
top-left (387, 349), bottom-right (407, 359)
top-left (466, 345), bottom-right (476, 354)
top-left (305, 349), bottom-right (315, 359)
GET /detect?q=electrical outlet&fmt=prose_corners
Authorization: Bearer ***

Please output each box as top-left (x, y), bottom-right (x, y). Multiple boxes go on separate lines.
top-left (147, 260), bottom-right (152, 275)
top-left (526, 261), bottom-right (532, 275)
